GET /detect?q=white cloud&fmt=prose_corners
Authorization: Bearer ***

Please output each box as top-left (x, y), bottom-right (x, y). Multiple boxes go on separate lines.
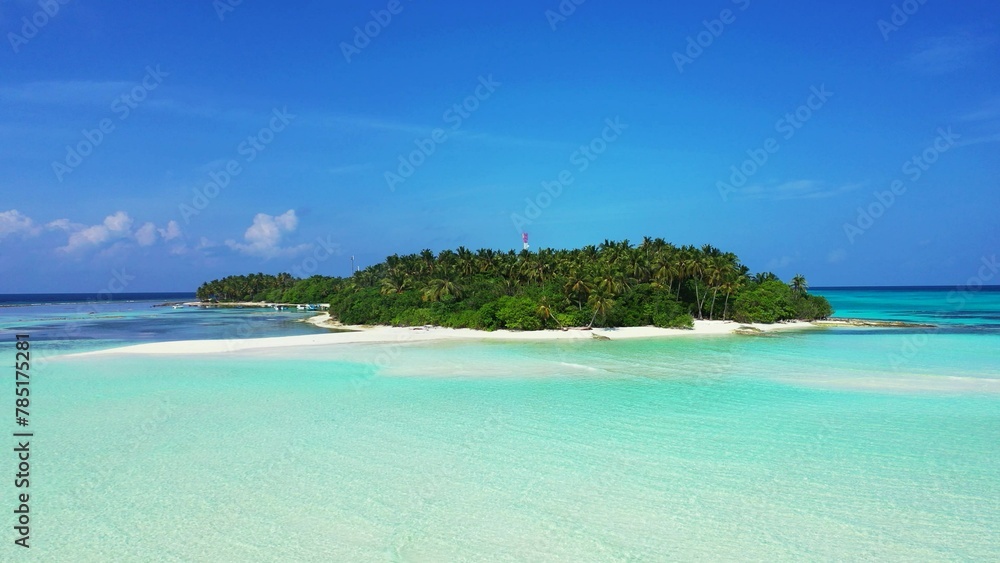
top-left (135, 222), bottom-right (158, 246)
top-left (58, 211), bottom-right (133, 253)
top-left (158, 220), bottom-right (182, 241)
top-left (46, 218), bottom-right (77, 231)
top-left (49, 213), bottom-right (185, 252)
top-left (103, 211), bottom-right (133, 232)
top-left (132, 220), bottom-right (182, 247)
top-left (272, 210), bottom-right (297, 231)
top-left (0, 209), bottom-right (39, 239)
top-left (1, 210), bottom-right (183, 253)
top-left (225, 210), bottom-right (310, 258)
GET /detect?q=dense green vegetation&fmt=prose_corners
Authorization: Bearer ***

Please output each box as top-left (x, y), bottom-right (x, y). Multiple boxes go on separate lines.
top-left (196, 238), bottom-right (833, 330)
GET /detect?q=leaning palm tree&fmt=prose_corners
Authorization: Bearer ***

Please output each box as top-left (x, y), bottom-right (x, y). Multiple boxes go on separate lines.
top-left (721, 275), bottom-right (744, 321)
top-left (536, 298), bottom-right (565, 330)
top-left (587, 291), bottom-right (615, 328)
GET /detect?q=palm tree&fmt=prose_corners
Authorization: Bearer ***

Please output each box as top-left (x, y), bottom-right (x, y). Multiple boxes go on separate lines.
top-left (587, 291), bottom-right (615, 328)
top-left (753, 272), bottom-right (779, 284)
top-left (675, 246), bottom-right (697, 299)
top-left (705, 257), bottom-right (724, 320)
top-left (564, 271), bottom-right (592, 310)
top-left (419, 249), bottom-right (435, 275)
top-left (456, 246), bottom-right (475, 276)
top-left (627, 249), bottom-right (650, 283)
top-left (640, 236), bottom-right (654, 259)
top-left (685, 253), bottom-right (707, 319)
top-left (720, 271), bottom-right (745, 321)
top-left (790, 274), bottom-right (808, 295)
top-left (596, 272), bottom-right (629, 296)
top-left (385, 254), bottom-right (402, 276)
top-left (475, 248), bottom-right (496, 273)
top-left (355, 269), bottom-right (377, 288)
top-left (380, 273), bottom-right (409, 295)
top-left (705, 255), bottom-right (737, 320)
top-left (421, 278), bottom-right (462, 302)
top-left (536, 298), bottom-right (565, 330)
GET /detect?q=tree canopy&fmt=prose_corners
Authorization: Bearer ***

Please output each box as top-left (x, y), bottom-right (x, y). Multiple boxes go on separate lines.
top-left (196, 238), bottom-right (833, 330)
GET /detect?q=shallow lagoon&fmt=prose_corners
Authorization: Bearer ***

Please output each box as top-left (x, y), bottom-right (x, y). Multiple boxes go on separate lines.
top-left (3, 289), bottom-right (999, 560)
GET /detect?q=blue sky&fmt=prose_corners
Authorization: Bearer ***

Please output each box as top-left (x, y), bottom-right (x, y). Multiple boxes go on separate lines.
top-left (1, 0), bottom-right (998, 292)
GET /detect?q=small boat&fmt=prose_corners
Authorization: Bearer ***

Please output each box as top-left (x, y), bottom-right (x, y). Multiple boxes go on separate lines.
top-left (172, 305), bottom-right (183, 310)
top-left (296, 305), bottom-right (307, 311)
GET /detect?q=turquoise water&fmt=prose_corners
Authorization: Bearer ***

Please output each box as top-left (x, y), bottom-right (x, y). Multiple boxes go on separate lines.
top-left (814, 287), bottom-right (1000, 328)
top-left (2, 289), bottom-right (999, 560)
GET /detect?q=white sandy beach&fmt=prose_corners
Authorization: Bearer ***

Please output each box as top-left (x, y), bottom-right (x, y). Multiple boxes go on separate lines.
top-left (72, 314), bottom-right (819, 357)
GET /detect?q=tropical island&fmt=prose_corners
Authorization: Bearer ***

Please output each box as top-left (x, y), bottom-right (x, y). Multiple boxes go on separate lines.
top-left (195, 238), bottom-right (833, 331)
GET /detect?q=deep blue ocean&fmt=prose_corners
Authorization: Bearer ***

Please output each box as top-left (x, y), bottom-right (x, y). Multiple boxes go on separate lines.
top-left (0, 292), bottom-right (194, 306)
